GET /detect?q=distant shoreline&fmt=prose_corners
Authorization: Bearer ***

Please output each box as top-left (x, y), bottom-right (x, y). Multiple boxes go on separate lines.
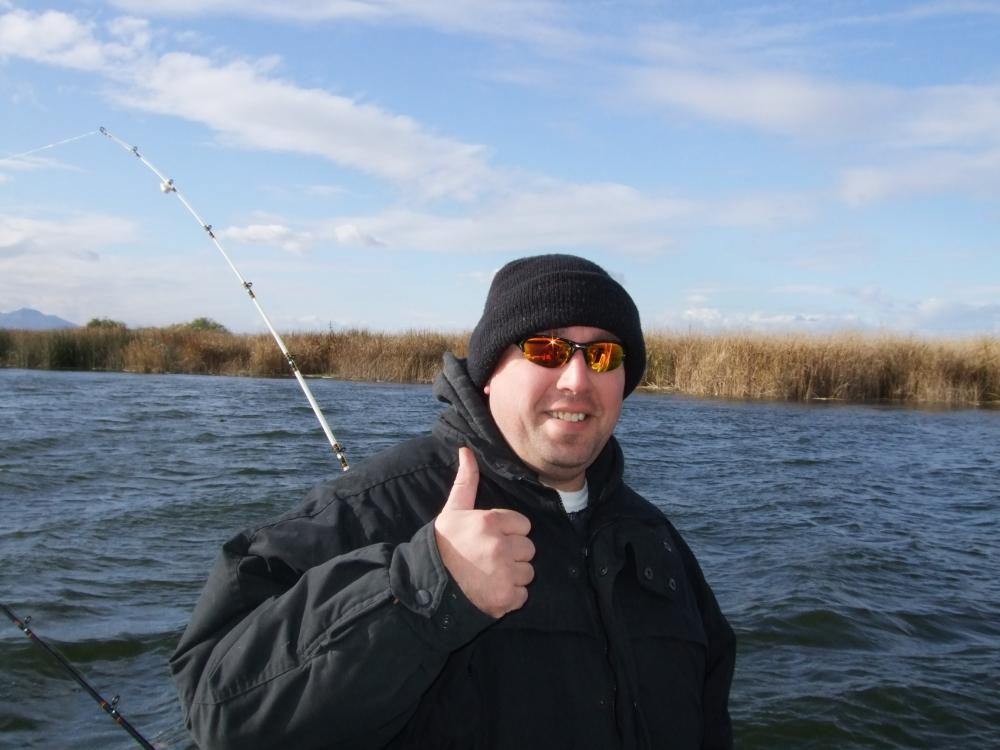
top-left (2, 326), bottom-right (998, 407)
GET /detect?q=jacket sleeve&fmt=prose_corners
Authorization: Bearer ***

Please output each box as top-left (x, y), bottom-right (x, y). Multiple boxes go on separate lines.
top-left (170, 512), bottom-right (495, 750)
top-left (680, 536), bottom-right (736, 750)
top-left (699, 590), bottom-right (735, 749)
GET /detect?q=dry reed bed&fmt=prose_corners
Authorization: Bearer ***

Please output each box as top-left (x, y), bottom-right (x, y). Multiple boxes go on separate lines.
top-left (0, 327), bottom-right (468, 384)
top-left (643, 332), bottom-right (1000, 405)
top-left (1, 327), bottom-right (997, 406)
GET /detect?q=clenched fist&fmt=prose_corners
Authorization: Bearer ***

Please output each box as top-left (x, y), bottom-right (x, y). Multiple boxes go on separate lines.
top-left (434, 447), bottom-right (535, 618)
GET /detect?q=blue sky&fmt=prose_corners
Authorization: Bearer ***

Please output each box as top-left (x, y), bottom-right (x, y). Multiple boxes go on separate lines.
top-left (2, 1), bottom-right (999, 335)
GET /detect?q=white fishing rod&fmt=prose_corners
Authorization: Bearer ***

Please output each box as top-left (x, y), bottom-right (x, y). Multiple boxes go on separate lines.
top-left (98, 126), bottom-right (349, 470)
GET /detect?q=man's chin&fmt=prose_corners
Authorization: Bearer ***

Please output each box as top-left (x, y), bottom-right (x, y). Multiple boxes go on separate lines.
top-left (537, 451), bottom-right (598, 480)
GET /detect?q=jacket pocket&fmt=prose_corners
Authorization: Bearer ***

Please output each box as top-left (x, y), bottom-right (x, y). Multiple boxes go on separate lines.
top-left (617, 523), bottom-right (708, 646)
top-left (615, 523), bottom-right (710, 748)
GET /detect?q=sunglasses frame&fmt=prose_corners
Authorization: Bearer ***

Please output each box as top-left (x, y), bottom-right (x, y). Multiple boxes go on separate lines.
top-left (517, 335), bottom-right (626, 373)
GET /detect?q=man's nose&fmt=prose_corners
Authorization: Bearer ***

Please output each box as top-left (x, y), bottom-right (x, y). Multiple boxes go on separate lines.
top-left (556, 350), bottom-right (592, 392)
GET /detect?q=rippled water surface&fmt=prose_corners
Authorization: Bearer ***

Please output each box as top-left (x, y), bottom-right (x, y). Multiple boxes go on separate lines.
top-left (2, 369), bottom-right (998, 749)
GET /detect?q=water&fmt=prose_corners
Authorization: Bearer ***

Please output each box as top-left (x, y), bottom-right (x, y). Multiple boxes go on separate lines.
top-left (1, 368), bottom-right (998, 749)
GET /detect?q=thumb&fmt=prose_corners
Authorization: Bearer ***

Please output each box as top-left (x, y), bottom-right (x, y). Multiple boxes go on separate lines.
top-left (443, 446), bottom-right (479, 512)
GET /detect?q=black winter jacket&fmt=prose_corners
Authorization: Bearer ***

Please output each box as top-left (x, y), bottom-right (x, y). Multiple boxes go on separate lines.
top-left (171, 355), bottom-right (735, 749)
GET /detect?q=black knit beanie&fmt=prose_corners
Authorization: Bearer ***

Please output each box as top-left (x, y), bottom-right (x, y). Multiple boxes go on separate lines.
top-left (467, 254), bottom-right (646, 396)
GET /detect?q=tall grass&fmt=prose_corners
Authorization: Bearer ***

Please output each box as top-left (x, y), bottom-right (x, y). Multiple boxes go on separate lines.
top-left (3, 327), bottom-right (133, 371)
top-left (243, 329), bottom-right (468, 382)
top-left (0, 327), bottom-right (468, 383)
top-left (643, 331), bottom-right (1000, 406)
top-left (2, 327), bottom-right (997, 406)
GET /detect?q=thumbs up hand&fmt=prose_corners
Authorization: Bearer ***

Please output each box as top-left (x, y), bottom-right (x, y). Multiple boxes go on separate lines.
top-left (433, 447), bottom-right (535, 618)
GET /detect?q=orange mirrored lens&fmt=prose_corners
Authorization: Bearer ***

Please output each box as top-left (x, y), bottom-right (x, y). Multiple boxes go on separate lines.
top-left (519, 337), bottom-right (624, 372)
top-left (520, 337), bottom-right (572, 367)
top-left (585, 341), bottom-right (624, 372)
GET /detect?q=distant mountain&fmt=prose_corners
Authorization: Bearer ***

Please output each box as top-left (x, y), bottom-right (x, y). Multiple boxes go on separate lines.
top-left (0, 308), bottom-right (79, 330)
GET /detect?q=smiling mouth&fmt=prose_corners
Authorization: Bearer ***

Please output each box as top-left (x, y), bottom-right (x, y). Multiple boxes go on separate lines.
top-left (551, 411), bottom-right (587, 423)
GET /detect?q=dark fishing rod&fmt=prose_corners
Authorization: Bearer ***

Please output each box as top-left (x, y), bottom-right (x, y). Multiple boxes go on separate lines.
top-left (1, 602), bottom-right (156, 749)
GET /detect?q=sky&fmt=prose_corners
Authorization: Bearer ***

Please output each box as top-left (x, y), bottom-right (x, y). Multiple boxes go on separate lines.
top-left (1, 0), bottom-right (999, 336)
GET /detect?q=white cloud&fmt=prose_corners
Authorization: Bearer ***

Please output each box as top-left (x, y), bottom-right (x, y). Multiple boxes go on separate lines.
top-left (0, 5), bottom-right (869, 225)
top-left (825, 286), bottom-right (1000, 334)
top-left (0, 210), bottom-right (257, 327)
top-left (15, 2), bottom-right (991, 171)
top-left (769, 285), bottom-right (835, 297)
top-left (0, 132), bottom-right (96, 176)
top-left (113, 52), bottom-right (495, 201)
top-left (220, 220), bottom-right (384, 251)
top-left (218, 223), bottom-right (313, 253)
top-left (626, 61), bottom-right (1000, 156)
top-left (628, 66), bottom-right (895, 140)
top-left (333, 223), bottom-right (382, 246)
top-left (0, 212), bottom-right (140, 319)
top-left (905, 298), bottom-right (1000, 334)
top-left (622, 15), bottom-right (1000, 158)
top-left (322, 180), bottom-right (693, 255)
top-left (839, 149), bottom-right (1000, 205)
top-left (107, 0), bottom-right (580, 48)
top-left (662, 290), bottom-right (1000, 335)
top-left (0, 8), bottom-right (148, 71)
top-left (0, 213), bottom-right (135, 258)
top-left (898, 84), bottom-right (1000, 148)
top-left (848, 284), bottom-right (894, 308)
top-left (1, 9), bottom-right (496, 201)
top-left (106, 15), bottom-right (152, 56)
top-left (681, 307), bottom-right (723, 325)
top-left (672, 306), bottom-right (862, 332)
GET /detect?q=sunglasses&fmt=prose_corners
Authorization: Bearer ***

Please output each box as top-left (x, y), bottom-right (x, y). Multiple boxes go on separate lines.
top-left (518, 336), bottom-right (625, 373)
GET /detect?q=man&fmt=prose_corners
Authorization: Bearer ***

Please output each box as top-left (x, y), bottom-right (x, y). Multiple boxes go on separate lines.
top-left (171, 253), bottom-right (735, 749)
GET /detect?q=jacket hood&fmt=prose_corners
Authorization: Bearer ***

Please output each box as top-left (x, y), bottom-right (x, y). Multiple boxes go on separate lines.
top-left (432, 352), bottom-right (527, 481)
top-left (431, 352), bottom-right (625, 505)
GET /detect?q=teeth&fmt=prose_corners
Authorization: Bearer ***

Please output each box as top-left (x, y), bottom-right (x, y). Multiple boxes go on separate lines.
top-left (552, 411), bottom-right (586, 422)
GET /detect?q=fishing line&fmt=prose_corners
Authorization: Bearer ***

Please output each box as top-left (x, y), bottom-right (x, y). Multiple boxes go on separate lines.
top-left (97, 126), bottom-right (349, 470)
top-left (0, 130), bottom-right (99, 165)
top-left (1, 602), bottom-right (157, 750)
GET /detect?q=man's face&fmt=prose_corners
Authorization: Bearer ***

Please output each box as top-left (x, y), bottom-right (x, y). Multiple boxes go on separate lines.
top-left (484, 325), bottom-right (626, 492)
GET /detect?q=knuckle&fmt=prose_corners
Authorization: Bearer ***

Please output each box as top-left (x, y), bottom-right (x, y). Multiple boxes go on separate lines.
top-left (481, 509), bottom-right (501, 529)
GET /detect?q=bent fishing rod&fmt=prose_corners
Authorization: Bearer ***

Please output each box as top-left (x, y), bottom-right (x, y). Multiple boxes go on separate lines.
top-left (1, 602), bottom-right (156, 750)
top-left (4, 128), bottom-right (352, 743)
top-left (5, 129), bottom-right (349, 470)
top-left (98, 126), bottom-right (349, 470)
